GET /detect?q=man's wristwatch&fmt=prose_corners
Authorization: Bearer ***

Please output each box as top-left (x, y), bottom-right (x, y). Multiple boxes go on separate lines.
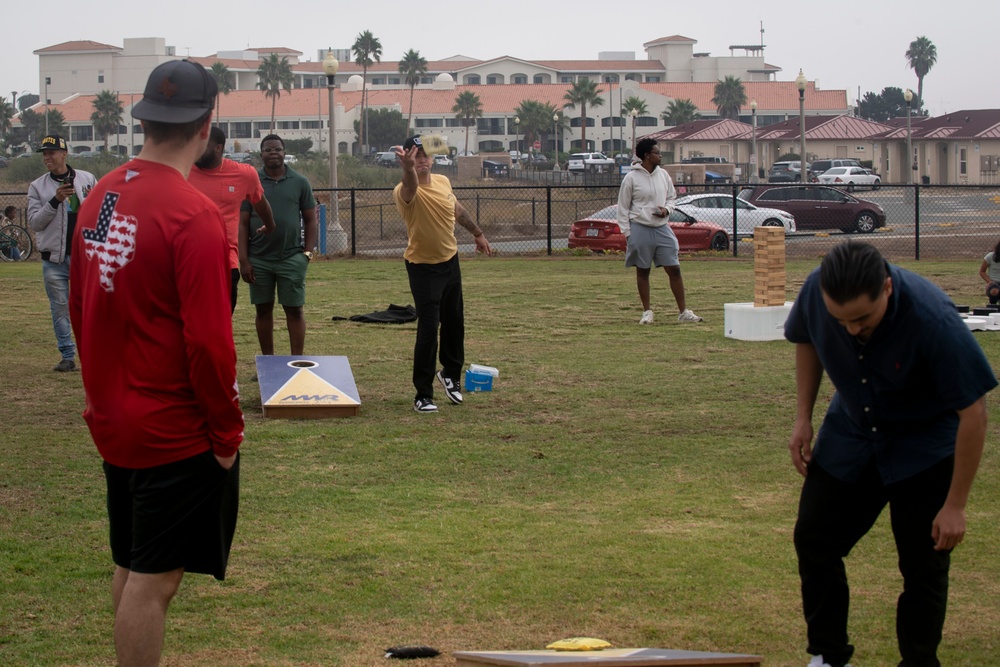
top-left (303, 251), bottom-right (314, 261)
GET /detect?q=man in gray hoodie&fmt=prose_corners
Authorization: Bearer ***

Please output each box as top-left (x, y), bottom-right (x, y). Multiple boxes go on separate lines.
top-left (28, 134), bottom-right (97, 371)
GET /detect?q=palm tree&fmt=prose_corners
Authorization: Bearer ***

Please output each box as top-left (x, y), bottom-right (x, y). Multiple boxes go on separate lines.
top-left (352, 30), bottom-right (383, 152)
top-left (905, 36), bottom-right (937, 112)
top-left (90, 90), bottom-right (124, 155)
top-left (451, 91), bottom-right (482, 155)
top-left (621, 96), bottom-right (648, 154)
top-left (398, 49), bottom-right (428, 136)
top-left (0, 96), bottom-right (14, 141)
top-left (562, 78), bottom-right (604, 150)
top-left (256, 53), bottom-right (294, 132)
top-left (661, 99), bottom-right (700, 126)
top-left (712, 76), bottom-right (747, 120)
top-left (210, 61), bottom-right (235, 126)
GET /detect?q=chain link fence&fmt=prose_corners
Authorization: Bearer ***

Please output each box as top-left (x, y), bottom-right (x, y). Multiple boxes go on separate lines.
top-left (6, 182), bottom-right (1000, 264)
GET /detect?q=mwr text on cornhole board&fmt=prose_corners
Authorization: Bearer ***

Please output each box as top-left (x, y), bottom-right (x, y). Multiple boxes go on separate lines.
top-left (256, 355), bottom-right (360, 418)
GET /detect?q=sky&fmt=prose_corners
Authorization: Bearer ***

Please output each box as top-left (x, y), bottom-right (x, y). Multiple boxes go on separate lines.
top-left (1, 0), bottom-right (996, 117)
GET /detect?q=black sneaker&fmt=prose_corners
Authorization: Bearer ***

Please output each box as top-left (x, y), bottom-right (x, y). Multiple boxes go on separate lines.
top-left (413, 397), bottom-right (438, 413)
top-left (53, 358), bottom-right (76, 372)
top-left (436, 370), bottom-right (463, 405)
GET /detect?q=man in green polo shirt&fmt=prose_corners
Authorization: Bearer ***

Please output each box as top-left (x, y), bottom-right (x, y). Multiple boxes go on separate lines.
top-left (239, 134), bottom-right (317, 355)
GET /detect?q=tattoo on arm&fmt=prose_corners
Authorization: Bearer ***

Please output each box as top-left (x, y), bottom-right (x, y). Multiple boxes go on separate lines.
top-left (455, 205), bottom-right (482, 236)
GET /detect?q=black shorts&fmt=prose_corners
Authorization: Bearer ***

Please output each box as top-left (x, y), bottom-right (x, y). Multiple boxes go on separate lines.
top-left (104, 450), bottom-right (240, 580)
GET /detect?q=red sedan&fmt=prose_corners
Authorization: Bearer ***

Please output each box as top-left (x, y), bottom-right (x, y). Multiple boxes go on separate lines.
top-left (568, 204), bottom-right (730, 253)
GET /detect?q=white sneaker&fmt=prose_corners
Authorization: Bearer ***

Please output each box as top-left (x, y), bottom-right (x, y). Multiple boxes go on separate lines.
top-left (639, 310), bottom-right (654, 324)
top-left (807, 655), bottom-right (851, 667)
top-left (678, 309), bottom-right (703, 323)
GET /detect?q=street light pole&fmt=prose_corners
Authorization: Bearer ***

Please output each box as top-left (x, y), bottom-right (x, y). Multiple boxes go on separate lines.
top-left (323, 50), bottom-right (348, 253)
top-left (903, 88), bottom-right (914, 185)
top-left (795, 69), bottom-right (807, 183)
top-left (44, 77), bottom-right (50, 136)
top-left (750, 99), bottom-right (758, 183)
top-left (513, 115), bottom-right (520, 159)
top-left (553, 113), bottom-right (560, 170)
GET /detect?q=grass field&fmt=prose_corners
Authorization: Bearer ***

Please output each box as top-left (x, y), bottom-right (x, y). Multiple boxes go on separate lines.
top-left (1, 255), bottom-right (998, 666)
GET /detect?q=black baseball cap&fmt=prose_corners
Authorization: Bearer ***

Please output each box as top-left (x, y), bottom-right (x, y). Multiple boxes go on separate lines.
top-left (403, 135), bottom-right (424, 151)
top-left (132, 60), bottom-right (217, 124)
top-left (37, 134), bottom-right (68, 152)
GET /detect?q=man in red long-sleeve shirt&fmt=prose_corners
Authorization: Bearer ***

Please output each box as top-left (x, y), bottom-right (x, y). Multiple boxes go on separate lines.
top-left (70, 59), bottom-right (244, 667)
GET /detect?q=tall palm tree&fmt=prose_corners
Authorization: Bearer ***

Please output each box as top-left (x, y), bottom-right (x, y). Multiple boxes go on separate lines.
top-left (452, 90), bottom-right (482, 155)
top-left (562, 78), bottom-right (604, 150)
top-left (712, 76), bottom-right (747, 120)
top-left (210, 61), bottom-right (235, 126)
top-left (0, 96), bottom-right (14, 141)
top-left (621, 96), bottom-right (648, 153)
top-left (256, 53), bottom-right (294, 132)
top-left (90, 90), bottom-right (124, 154)
top-left (661, 98), bottom-right (700, 126)
top-left (352, 30), bottom-right (382, 152)
top-left (905, 36), bottom-right (937, 112)
top-left (398, 49), bottom-right (427, 136)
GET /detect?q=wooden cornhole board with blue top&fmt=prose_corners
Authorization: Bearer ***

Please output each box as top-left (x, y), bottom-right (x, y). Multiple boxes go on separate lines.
top-left (256, 355), bottom-right (361, 418)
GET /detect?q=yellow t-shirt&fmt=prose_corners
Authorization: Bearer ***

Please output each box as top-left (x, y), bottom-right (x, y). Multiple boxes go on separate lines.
top-left (393, 174), bottom-right (459, 264)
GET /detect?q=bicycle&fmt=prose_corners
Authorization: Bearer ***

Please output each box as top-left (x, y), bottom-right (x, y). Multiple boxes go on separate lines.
top-left (0, 221), bottom-right (33, 261)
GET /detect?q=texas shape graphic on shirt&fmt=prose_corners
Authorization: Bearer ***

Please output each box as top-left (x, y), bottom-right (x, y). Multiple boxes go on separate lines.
top-left (82, 191), bottom-right (137, 292)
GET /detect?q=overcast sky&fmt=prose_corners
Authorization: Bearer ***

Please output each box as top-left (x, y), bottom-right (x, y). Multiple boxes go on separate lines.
top-left (1, 0), bottom-right (995, 117)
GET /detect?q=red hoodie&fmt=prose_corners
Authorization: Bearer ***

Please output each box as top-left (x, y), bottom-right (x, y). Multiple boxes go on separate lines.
top-left (70, 159), bottom-right (243, 468)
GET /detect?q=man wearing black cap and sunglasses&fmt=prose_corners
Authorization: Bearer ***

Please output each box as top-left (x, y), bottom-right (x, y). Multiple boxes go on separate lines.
top-left (27, 133), bottom-right (97, 372)
top-left (69, 60), bottom-right (243, 667)
top-left (393, 136), bottom-right (492, 413)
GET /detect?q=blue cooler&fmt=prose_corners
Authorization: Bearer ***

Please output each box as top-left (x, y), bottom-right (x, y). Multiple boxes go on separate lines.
top-left (465, 369), bottom-right (494, 392)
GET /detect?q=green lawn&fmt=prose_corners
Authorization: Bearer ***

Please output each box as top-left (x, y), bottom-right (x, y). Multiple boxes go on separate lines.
top-left (1, 255), bottom-right (997, 666)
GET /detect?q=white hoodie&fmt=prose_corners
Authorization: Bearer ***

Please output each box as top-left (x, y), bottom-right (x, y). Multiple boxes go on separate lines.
top-left (616, 164), bottom-right (676, 236)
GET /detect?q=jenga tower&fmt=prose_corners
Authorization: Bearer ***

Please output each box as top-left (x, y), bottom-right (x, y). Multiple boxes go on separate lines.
top-left (753, 227), bottom-right (786, 307)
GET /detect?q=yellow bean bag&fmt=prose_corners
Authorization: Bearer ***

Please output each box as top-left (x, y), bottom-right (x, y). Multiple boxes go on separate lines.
top-left (546, 637), bottom-right (612, 651)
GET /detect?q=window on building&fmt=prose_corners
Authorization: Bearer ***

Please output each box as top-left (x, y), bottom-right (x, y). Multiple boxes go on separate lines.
top-left (303, 79), bottom-right (314, 89)
top-left (533, 74), bottom-right (545, 84)
top-left (960, 148), bottom-right (967, 175)
top-left (570, 118), bottom-right (595, 128)
top-left (389, 77), bottom-right (400, 85)
top-left (420, 76), bottom-right (433, 84)
top-left (252, 122), bottom-right (270, 138)
top-left (512, 75), bottom-right (527, 84)
top-left (277, 121), bottom-right (300, 130)
top-left (604, 75), bottom-right (619, 83)
top-left (133, 124), bottom-right (144, 135)
top-left (624, 74), bottom-right (638, 81)
top-left (231, 122), bottom-right (251, 139)
top-left (477, 118), bottom-right (505, 135)
top-left (98, 75), bottom-right (104, 83)
top-left (560, 76), bottom-right (574, 84)
top-left (636, 117), bottom-right (657, 127)
top-left (71, 126), bottom-right (94, 141)
top-left (371, 77), bottom-right (384, 85)
top-left (301, 120), bottom-right (321, 129)
top-left (445, 118), bottom-right (466, 128)
top-left (601, 116), bottom-right (626, 127)
top-left (465, 75), bottom-right (481, 85)
top-left (645, 76), bottom-right (661, 83)
top-left (479, 140), bottom-right (503, 152)
top-left (487, 75), bottom-right (502, 85)
top-left (415, 118), bottom-right (443, 128)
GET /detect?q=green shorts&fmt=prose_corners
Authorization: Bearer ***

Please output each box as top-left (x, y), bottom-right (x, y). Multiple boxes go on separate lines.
top-left (248, 252), bottom-right (308, 307)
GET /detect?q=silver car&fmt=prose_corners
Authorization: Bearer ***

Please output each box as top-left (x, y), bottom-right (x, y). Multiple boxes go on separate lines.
top-left (675, 193), bottom-right (796, 235)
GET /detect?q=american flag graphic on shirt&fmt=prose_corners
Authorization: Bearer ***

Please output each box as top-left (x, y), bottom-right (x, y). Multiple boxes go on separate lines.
top-left (82, 191), bottom-right (137, 292)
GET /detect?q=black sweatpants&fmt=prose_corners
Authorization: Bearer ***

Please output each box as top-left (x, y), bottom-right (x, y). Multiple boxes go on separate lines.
top-left (405, 254), bottom-right (464, 400)
top-left (794, 456), bottom-right (953, 667)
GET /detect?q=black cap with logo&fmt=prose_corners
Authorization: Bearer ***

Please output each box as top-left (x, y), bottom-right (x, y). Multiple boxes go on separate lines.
top-left (131, 59), bottom-right (218, 124)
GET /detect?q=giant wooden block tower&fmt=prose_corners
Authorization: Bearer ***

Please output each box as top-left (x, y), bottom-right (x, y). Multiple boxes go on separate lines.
top-left (753, 226), bottom-right (786, 307)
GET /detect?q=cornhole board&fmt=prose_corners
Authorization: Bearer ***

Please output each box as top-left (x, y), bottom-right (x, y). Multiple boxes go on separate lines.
top-left (256, 355), bottom-right (360, 418)
top-left (453, 648), bottom-right (762, 667)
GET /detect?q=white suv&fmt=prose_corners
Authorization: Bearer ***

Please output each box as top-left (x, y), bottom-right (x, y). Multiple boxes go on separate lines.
top-left (567, 152), bottom-right (614, 173)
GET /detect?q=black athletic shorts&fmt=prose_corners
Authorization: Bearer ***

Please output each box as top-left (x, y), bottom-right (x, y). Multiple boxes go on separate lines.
top-left (103, 449), bottom-right (240, 580)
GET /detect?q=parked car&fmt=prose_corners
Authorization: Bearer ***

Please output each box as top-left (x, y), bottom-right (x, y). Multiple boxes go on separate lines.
top-left (567, 152), bottom-right (615, 173)
top-left (482, 160), bottom-right (508, 177)
top-left (817, 166), bottom-right (881, 191)
top-left (704, 170), bottom-right (731, 184)
top-left (738, 185), bottom-right (886, 234)
top-left (675, 193), bottom-right (796, 235)
top-left (682, 156), bottom-right (728, 164)
top-left (375, 151), bottom-right (399, 167)
top-left (284, 154), bottom-right (298, 164)
top-left (434, 154), bottom-right (454, 166)
top-left (767, 160), bottom-right (811, 183)
top-left (567, 204), bottom-right (730, 253)
top-left (809, 158), bottom-right (862, 177)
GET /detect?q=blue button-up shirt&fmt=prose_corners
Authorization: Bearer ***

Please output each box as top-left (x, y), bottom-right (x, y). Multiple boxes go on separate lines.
top-left (785, 264), bottom-right (997, 483)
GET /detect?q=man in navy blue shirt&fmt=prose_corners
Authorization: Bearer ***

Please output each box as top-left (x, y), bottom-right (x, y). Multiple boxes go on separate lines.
top-left (785, 242), bottom-right (996, 667)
